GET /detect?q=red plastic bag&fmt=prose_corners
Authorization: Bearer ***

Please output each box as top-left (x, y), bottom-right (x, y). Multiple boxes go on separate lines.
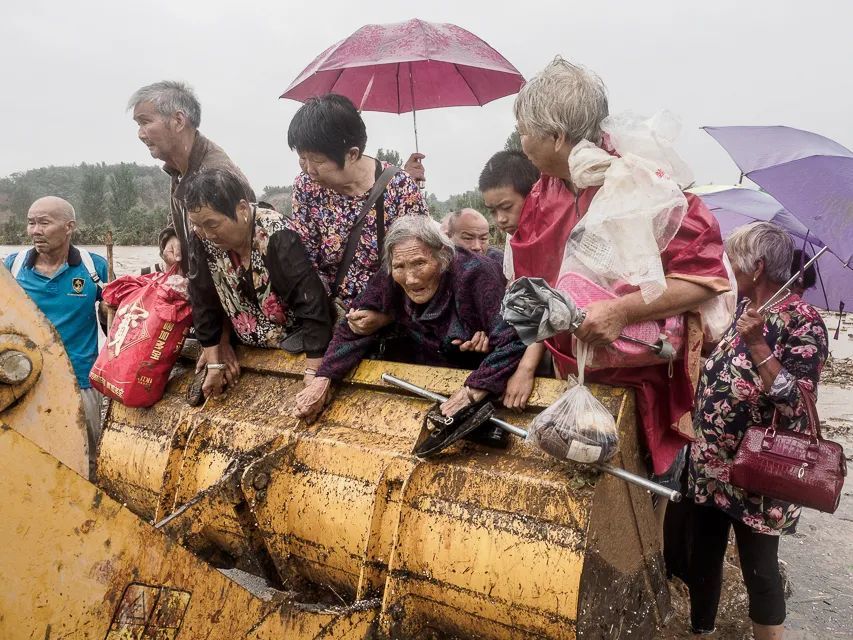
top-left (90, 269), bottom-right (191, 407)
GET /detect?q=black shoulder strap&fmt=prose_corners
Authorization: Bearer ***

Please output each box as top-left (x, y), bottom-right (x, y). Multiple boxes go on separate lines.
top-left (332, 162), bottom-right (397, 299)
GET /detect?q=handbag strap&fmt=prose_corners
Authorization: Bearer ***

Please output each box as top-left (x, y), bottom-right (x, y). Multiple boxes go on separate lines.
top-left (332, 160), bottom-right (398, 299)
top-left (796, 379), bottom-right (822, 440)
top-left (770, 379), bottom-right (822, 440)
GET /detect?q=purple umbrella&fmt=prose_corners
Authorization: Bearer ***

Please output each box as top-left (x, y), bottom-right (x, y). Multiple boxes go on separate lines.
top-left (699, 187), bottom-right (851, 312)
top-left (703, 126), bottom-right (853, 266)
top-left (281, 18), bottom-right (525, 150)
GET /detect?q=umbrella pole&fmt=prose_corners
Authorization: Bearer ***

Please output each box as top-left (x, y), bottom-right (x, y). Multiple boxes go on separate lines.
top-left (380, 372), bottom-right (682, 502)
top-left (407, 62), bottom-right (419, 153)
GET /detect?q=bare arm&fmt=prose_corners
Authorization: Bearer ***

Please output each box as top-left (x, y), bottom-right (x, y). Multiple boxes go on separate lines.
top-left (575, 278), bottom-right (718, 346)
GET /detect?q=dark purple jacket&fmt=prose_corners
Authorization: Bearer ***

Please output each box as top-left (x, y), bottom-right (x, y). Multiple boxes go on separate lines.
top-left (317, 249), bottom-right (525, 394)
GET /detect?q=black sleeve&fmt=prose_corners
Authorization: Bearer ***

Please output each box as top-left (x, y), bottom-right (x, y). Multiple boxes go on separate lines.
top-left (266, 228), bottom-right (335, 358)
top-left (187, 234), bottom-right (225, 347)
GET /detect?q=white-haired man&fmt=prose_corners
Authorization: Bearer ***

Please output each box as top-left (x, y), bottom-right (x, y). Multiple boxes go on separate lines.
top-left (128, 80), bottom-right (254, 274)
top-left (128, 80), bottom-right (253, 384)
top-left (4, 196), bottom-right (108, 473)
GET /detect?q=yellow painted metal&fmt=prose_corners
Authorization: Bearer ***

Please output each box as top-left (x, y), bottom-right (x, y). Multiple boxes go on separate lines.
top-left (0, 424), bottom-right (379, 639)
top-left (0, 267), bottom-right (89, 477)
top-left (95, 347), bottom-right (667, 638)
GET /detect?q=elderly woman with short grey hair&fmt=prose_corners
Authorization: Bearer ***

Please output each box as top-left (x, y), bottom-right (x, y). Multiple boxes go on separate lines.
top-left (686, 222), bottom-right (829, 637)
top-left (508, 56), bottom-right (731, 477)
top-left (294, 215), bottom-right (527, 422)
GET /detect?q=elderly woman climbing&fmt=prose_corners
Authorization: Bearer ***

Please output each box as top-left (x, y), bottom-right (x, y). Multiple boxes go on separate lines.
top-left (686, 222), bottom-right (829, 638)
top-left (294, 216), bottom-right (527, 427)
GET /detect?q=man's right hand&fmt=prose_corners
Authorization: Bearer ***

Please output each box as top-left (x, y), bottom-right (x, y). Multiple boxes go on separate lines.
top-left (346, 309), bottom-right (393, 336)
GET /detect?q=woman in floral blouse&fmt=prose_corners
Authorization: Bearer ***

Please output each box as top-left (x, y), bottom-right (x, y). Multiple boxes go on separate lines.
top-left (184, 168), bottom-right (334, 399)
top-left (286, 94), bottom-right (429, 314)
top-left (687, 222), bottom-right (828, 638)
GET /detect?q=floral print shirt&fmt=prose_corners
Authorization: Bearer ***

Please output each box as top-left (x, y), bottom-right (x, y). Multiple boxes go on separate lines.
top-left (188, 207), bottom-right (333, 356)
top-left (688, 295), bottom-right (829, 535)
top-left (287, 160), bottom-right (428, 308)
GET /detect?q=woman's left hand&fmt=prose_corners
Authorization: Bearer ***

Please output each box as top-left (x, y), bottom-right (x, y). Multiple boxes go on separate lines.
top-left (440, 386), bottom-right (488, 417)
top-left (736, 308), bottom-right (766, 345)
top-left (573, 300), bottom-right (629, 346)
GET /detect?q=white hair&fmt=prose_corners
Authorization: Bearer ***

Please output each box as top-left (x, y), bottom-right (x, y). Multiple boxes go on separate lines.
top-left (725, 222), bottom-right (794, 284)
top-left (127, 80), bottom-right (201, 128)
top-left (383, 215), bottom-right (456, 273)
top-left (514, 56), bottom-right (609, 145)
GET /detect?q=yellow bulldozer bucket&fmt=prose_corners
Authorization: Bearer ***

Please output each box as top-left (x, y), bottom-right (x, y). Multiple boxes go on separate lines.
top-left (0, 266), bottom-right (671, 639)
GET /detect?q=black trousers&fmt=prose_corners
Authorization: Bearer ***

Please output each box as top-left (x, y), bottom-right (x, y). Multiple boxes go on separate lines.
top-left (688, 504), bottom-right (786, 629)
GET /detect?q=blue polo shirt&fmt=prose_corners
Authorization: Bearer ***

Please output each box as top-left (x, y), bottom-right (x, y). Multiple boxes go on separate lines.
top-left (5, 246), bottom-right (108, 389)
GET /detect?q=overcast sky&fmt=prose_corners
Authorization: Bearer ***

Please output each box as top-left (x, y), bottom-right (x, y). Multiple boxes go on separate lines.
top-left (1, 0), bottom-right (850, 199)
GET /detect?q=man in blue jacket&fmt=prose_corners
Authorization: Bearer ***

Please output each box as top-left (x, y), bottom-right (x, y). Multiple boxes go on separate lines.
top-left (4, 196), bottom-right (108, 474)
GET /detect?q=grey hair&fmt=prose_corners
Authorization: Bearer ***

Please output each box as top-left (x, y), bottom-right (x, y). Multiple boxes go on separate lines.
top-left (513, 56), bottom-right (609, 145)
top-left (445, 208), bottom-right (487, 236)
top-left (725, 222), bottom-right (794, 284)
top-left (383, 215), bottom-right (456, 273)
top-left (127, 80), bottom-right (201, 128)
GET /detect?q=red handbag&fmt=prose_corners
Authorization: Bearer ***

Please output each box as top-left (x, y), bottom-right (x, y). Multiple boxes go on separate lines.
top-left (730, 381), bottom-right (847, 514)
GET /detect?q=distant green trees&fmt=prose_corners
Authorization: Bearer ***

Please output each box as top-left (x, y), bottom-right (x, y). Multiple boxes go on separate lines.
top-left (0, 162), bottom-right (169, 245)
top-left (376, 148), bottom-right (403, 167)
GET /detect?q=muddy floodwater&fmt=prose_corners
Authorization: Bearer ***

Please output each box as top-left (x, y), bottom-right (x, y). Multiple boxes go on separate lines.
top-left (3, 244), bottom-right (852, 638)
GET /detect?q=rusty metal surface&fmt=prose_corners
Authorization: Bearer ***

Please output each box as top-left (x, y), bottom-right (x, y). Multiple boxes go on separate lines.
top-left (0, 267), bottom-right (88, 478)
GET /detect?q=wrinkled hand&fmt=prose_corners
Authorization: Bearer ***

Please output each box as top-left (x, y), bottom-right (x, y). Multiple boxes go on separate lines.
top-left (452, 331), bottom-right (490, 353)
top-left (502, 368), bottom-right (535, 412)
top-left (219, 342), bottom-right (240, 383)
top-left (736, 307), bottom-right (766, 346)
top-left (404, 153), bottom-right (426, 181)
top-left (573, 300), bottom-right (629, 346)
top-left (440, 386), bottom-right (488, 417)
top-left (346, 309), bottom-right (392, 336)
top-left (294, 376), bottom-right (333, 423)
top-left (202, 368), bottom-right (227, 399)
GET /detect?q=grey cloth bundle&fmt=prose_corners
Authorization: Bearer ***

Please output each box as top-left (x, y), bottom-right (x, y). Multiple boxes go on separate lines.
top-left (500, 277), bottom-right (583, 345)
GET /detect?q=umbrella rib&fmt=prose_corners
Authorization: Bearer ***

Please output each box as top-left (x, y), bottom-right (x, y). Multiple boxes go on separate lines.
top-left (328, 68), bottom-right (346, 95)
top-left (454, 64), bottom-right (483, 106)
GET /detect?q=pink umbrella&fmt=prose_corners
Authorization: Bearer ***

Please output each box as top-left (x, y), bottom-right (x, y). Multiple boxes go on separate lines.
top-left (280, 18), bottom-right (525, 151)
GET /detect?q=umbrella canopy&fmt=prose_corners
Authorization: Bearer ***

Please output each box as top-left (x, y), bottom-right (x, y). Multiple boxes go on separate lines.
top-left (699, 187), bottom-right (821, 247)
top-left (703, 125), bottom-right (853, 265)
top-left (281, 19), bottom-right (524, 114)
top-left (698, 187), bottom-right (851, 312)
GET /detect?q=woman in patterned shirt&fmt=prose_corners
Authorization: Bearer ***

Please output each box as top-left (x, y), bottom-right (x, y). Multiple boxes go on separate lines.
top-left (287, 94), bottom-right (429, 319)
top-left (184, 168), bottom-right (334, 399)
top-left (686, 222), bottom-right (829, 638)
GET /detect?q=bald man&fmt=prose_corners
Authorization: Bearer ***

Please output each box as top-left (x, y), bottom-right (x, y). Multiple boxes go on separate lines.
top-left (4, 196), bottom-right (108, 474)
top-left (445, 208), bottom-right (503, 265)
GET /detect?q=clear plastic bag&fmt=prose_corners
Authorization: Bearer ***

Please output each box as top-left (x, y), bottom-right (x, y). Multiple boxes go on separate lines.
top-left (527, 340), bottom-right (619, 464)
